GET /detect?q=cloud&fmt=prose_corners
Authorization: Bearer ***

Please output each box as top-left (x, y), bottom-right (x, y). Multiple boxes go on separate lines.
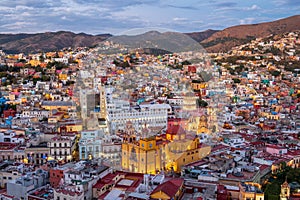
top-left (165, 4), bottom-right (198, 10)
top-left (214, 2), bottom-right (238, 8)
top-left (274, 0), bottom-right (300, 6)
top-left (0, 0), bottom-right (298, 34)
top-left (244, 4), bottom-right (261, 11)
top-left (239, 17), bottom-right (256, 25)
top-left (173, 17), bottom-right (188, 22)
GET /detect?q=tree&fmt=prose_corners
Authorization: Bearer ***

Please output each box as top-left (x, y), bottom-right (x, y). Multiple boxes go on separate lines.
top-left (233, 78), bottom-right (241, 83)
top-left (197, 99), bottom-right (208, 108)
top-left (181, 60), bottom-right (191, 65)
top-left (270, 70), bottom-right (281, 77)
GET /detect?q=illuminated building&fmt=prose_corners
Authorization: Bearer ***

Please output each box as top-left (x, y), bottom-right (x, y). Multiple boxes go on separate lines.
top-left (238, 182), bottom-right (264, 200)
top-left (280, 179), bottom-right (290, 200)
top-left (197, 115), bottom-right (210, 134)
top-left (48, 136), bottom-right (76, 163)
top-left (121, 123), bottom-right (211, 174)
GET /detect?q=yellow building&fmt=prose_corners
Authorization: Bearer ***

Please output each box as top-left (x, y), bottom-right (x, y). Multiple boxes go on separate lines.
top-left (239, 182), bottom-right (264, 200)
top-left (191, 81), bottom-right (208, 90)
top-left (280, 179), bottom-right (290, 200)
top-left (122, 126), bottom-right (211, 174)
top-left (186, 115), bottom-right (211, 135)
top-left (58, 124), bottom-right (83, 133)
top-left (122, 135), bottom-right (160, 174)
top-left (58, 72), bottom-right (68, 81)
top-left (150, 178), bottom-right (184, 200)
top-left (197, 115), bottom-right (210, 134)
top-left (29, 59), bottom-right (41, 67)
top-left (41, 101), bottom-right (76, 111)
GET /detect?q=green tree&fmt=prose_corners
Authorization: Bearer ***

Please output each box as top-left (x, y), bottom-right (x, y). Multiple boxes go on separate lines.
top-left (270, 70), bottom-right (281, 77)
top-left (233, 78), bottom-right (241, 83)
top-left (196, 99), bottom-right (208, 108)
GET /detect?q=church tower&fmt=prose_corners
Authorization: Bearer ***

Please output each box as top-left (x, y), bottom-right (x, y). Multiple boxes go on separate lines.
top-left (99, 84), bottom-right (107, 119)
top-left (280, 178), bottom-right (290, 200)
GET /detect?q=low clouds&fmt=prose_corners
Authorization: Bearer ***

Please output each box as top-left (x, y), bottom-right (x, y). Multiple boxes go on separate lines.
top-left (274, 0), bottom-right (300, 6)
top-left (244, 5), bottom-right (261, 11)
top-left (0, 0), bottom-right (298, 34)
top-left (214, 2), bottom-right (238, 8)
top-left (239, 18), bottom-right (256, 25)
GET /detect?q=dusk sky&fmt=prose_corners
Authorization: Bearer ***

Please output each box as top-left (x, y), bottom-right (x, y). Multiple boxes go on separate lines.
top-left (0, 0), bottom-right (299, 35)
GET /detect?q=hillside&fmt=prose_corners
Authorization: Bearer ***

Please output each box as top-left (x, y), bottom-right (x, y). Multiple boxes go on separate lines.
top-left (0, 29), bottom-right (217, 54)
top-left (0, 31), bottom-right (112, 54)
top-left (0, 15), bottom-right (299, 54)
top-left (201, 15), bottom-right (300, 52)
top-left (185, 29), bottom-right (219, 43)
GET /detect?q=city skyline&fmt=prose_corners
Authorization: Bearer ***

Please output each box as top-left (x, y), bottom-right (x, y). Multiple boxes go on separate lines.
top-left (0, 0), bottom-right (299, 35)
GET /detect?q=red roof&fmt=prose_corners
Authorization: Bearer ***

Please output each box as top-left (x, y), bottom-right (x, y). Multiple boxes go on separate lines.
top-left (150, 178), bottom-right (183, 198)
top-left (93, 173), bottom-right (119, 189)
top-left (166, 125), bottom-right (185, 135)
top-left (211, 144), bottom-right (230, 152)
top-left (0, 142), bottom-right (17, 150)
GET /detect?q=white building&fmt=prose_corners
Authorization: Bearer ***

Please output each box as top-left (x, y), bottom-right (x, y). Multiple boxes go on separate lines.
top-left (48, 136), bottom-right (76, 163)
top-left (79, 130), bottom-right (121, 166)
top-left (107, 100), bottom-right (171, 132)
top-left (0, 130), bottom-right (24, 144)
top-left (21, 110), bottom-right (49, 120)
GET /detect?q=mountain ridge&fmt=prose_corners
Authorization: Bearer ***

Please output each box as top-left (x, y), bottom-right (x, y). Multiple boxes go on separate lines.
top-left (201, 15), bottom-right (300, 52)
top-left (0, 15), bottom-right (299, 54)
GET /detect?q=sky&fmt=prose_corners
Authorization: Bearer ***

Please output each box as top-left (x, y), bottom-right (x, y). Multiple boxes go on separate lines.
top-left (0, 0), bottom-right (299, 35)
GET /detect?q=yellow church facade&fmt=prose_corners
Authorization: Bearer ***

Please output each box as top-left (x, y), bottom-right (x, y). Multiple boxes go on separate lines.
top-left (121, 133), bottom-right (211, 174)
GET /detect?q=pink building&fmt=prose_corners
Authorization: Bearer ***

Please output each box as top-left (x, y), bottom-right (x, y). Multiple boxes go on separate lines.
top-left (266, 144), bottom-right (287, 155)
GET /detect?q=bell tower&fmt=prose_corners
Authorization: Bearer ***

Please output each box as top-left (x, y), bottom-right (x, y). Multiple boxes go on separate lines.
top-left (280, 178), bottom-right (290, 200)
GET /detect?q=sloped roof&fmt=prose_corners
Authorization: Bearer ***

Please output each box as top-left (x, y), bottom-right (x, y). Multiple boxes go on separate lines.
top-left (150, 178), bottom-right (183, 198)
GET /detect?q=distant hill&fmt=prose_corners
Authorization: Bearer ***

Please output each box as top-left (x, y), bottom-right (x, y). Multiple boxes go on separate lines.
top-left (0, 15), bottom-right (299, 54)
top-left (185, 29), bottom-right (219, 43)
top-left (0, 30), bottom-right (216, 54)
top-left (201, 15), bottom-right (300, 52)
top-left (106, 30), bottom-right (208, 53)
top-left (0, 31), bottom-right (112, 54)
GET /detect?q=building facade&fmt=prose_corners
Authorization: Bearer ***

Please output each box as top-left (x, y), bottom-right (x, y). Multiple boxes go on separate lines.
top-left (122, 129), bottom-right (211, 174)
top-left (107, 100), bottom-right (171, 133)
top-left (48, 136), bottom-right (76, 163)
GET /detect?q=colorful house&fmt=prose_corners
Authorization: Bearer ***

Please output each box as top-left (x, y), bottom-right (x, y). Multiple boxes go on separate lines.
top-left (150, 178), bottom-right (184, 200)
